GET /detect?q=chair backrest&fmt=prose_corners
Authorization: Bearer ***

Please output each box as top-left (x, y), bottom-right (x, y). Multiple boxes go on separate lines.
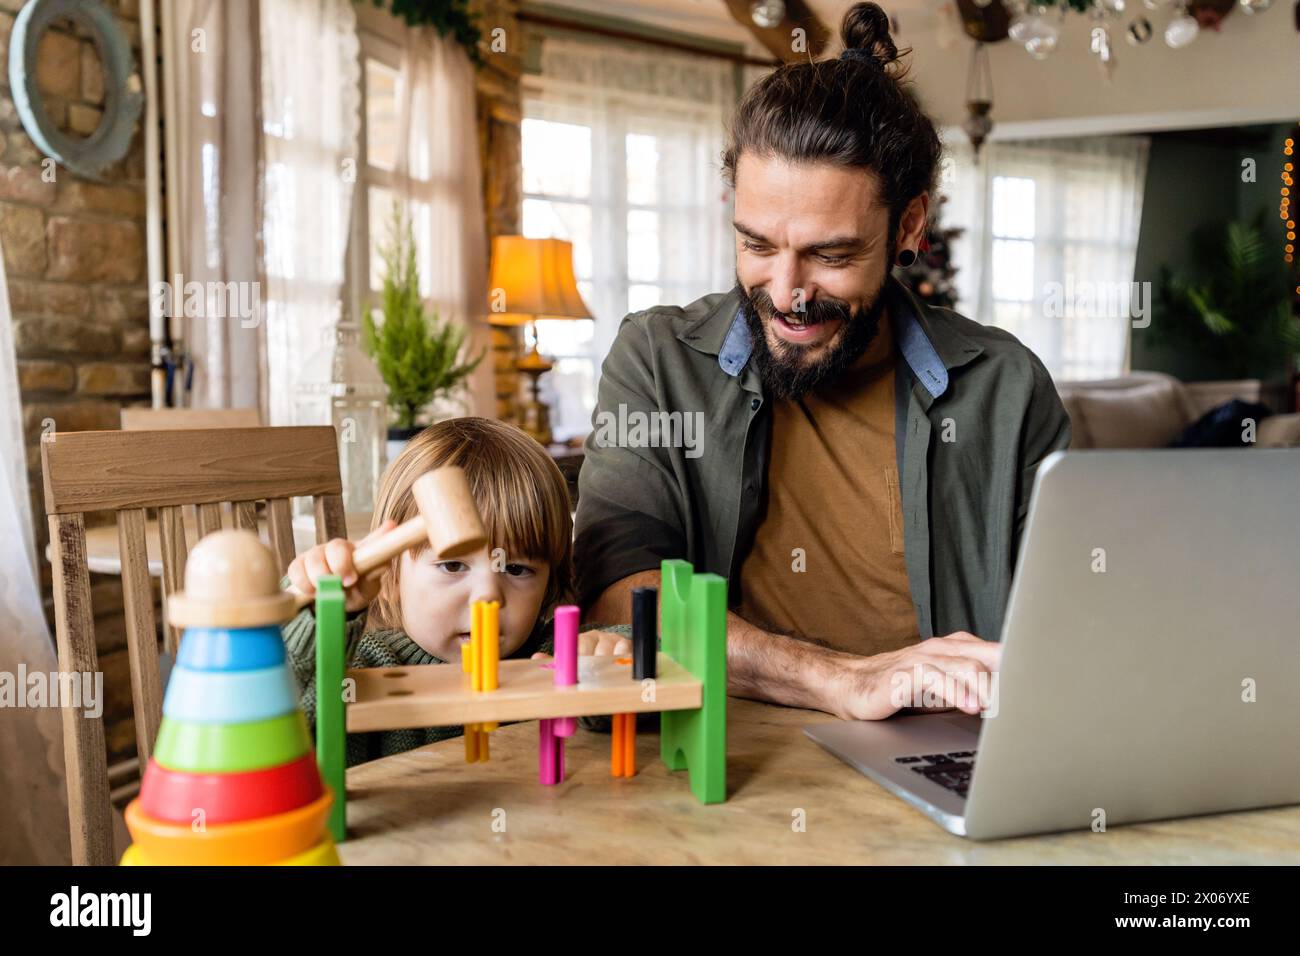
top-left (119, 406), bottom-right (263, 430)
top-left (41, 425), bottom-right (345, 866)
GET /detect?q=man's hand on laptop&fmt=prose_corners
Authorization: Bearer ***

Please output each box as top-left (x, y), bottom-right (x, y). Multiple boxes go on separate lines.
top-left (829, 632), bottom-right (1001, 720)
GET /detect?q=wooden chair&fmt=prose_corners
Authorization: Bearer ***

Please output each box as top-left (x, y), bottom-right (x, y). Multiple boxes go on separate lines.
top-left (41, 426), bottom-right (345, 866)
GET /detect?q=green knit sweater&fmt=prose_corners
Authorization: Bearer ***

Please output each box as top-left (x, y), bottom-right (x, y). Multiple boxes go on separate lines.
top-left (281, 610), bottom-right (637, 767)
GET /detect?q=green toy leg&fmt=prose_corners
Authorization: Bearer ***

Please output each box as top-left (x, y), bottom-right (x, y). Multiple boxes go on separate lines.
top-left (658, 559), bottom-right (727, 804)
top-left (315, 576), bottom-right (347, 842)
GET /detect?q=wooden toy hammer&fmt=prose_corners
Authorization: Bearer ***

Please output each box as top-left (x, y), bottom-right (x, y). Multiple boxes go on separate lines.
top-left (289, 465), bottom-right (486, 609)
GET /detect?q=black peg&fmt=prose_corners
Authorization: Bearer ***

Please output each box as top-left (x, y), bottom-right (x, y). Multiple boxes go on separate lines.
top-left (631, 586), bottom-right (657, 680)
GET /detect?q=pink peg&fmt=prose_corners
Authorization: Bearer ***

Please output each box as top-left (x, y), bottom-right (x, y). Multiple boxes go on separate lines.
top-left (554, 605), bottom-right (579, 737)
top-left (538, 718), bottom-right (565, 785)
top-left (539, 719), bottom-right (556, 785)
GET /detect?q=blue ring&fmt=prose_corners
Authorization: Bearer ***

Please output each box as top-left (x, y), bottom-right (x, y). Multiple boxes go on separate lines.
top-left (163, 664), bottom-right (299, 724)
top-left (176, 626), bottom-right (286, 672)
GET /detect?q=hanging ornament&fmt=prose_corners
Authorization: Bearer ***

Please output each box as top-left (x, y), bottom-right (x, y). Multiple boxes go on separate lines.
top-left (1025, 18), bottom-right (1061, 58)
top-left (1237, 0), bottom-right (1272, 12)
top-left (1011, 7), bottom-right (1061, 57)
top-left (962, 42), bottom-right (995, 155)
top-left (1191, 1), bottom-right (1231, 28)
top-left (1126, 15), bottom-right (1154, 41)
top-left (749, 0), bottom-right (786, 29)
top-left (1164, 3), bottom-right (1200, 45)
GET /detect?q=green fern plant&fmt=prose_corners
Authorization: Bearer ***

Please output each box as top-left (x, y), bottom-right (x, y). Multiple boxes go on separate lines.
top-left (362, 206), bottom-right (484, 430)
top-left (1151, 215), bottom-right (1300, 381)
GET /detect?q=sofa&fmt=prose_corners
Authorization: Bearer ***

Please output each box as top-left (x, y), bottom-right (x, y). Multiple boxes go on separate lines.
top-left (1054, 371), bottom-right (1300, 449)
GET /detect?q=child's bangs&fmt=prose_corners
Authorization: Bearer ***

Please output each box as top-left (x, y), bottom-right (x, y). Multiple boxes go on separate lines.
top-left (471, 456), bottom-right (570, 569)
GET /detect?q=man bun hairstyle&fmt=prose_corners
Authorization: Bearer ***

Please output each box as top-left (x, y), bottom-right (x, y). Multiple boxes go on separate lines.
top-left (721, 1), bottom-right (941, 240)
top-left (840, 1), bottom-right (899, 67)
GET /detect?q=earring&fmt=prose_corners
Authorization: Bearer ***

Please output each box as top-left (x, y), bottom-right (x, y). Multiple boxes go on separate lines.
top-left (896, 248), bottom-right (917, 268)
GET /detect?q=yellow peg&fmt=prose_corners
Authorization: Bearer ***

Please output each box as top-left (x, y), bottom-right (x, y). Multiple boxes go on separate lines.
top-left (483, 600), bottom-right (500, 691)
top-left (464, 722), bottom-right (480, 762)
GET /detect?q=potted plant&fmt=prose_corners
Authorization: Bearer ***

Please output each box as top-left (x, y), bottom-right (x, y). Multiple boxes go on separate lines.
top-left (1150, 214), bottom-right (1300, 382)
top-left (363, 206), bottom-right (484, 451)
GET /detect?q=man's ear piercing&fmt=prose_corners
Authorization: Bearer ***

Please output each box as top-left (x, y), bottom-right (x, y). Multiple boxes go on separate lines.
top-left (896, 248), bottom-right (917, 268)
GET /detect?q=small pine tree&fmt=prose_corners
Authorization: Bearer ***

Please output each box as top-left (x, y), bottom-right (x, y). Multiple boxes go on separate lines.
top-left (362, 206), bottom-right (484, 430)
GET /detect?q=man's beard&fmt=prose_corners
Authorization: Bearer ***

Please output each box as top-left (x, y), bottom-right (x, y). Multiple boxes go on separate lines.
top-left (740, 275), bottom-right (891, 401)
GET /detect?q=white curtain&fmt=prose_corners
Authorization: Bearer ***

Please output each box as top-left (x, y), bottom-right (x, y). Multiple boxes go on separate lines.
top-left (163, 0), bottom-right (264, 411)
top-left (261, 0), bottom-right (361, 427)
top-left (524, 35), bottom-right (737, 439)
top-left (944, 135), bottom-right (1150, 381)
top-left (0, 241), bottom-right (69, 864)
top-left (387, 26), bottom-right (493, 417)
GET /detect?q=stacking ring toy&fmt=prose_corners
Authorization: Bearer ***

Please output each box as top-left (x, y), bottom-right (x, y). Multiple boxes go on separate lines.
top-left (153, 711), bottom-right (311, 774)
top-left (124, 791), bottom-right (333, 866)
top-left (139, 753), bottom-right (324, 825)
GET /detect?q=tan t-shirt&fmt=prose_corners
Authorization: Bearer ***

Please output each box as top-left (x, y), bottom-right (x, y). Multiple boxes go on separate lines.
top-left (737, 317), bottom-right (920, 656)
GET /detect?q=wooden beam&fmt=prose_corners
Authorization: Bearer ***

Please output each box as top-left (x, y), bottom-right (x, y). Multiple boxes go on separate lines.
top-left (722, 0), bottom-right (832, 63)
top-left (517, 8), bottom-right (780, 67)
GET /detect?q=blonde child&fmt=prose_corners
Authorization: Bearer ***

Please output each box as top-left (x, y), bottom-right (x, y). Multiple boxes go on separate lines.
top-left (282, 416), bottom-right (627, 765)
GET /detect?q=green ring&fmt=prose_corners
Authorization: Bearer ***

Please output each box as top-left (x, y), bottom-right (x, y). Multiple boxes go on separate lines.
top-left (153, 711), bottom-right (311, 774)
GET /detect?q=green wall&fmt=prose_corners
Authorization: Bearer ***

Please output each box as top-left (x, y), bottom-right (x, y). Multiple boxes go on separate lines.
top-left (1130, 122), bottom-right (1296, 384)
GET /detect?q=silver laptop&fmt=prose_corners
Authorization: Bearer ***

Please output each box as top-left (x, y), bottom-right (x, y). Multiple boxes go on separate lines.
top-left (805, 449), bottom-right (1300, 840)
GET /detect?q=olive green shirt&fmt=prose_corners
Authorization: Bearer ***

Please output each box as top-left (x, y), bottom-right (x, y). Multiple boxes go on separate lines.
top-left (575, 275), bottom-right (1071, 646)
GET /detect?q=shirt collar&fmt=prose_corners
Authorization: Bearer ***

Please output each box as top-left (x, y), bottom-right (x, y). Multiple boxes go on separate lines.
top-left (686, 276), bottom-right (980, 400)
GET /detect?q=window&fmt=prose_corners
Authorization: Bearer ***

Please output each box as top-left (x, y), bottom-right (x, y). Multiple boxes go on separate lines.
top-left (521, 38), bottom-right (736, 441)
top-left (946, 136), bottom-right (1150, 381)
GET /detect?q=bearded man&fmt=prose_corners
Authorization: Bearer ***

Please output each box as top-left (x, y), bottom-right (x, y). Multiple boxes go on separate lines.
top-left (574, 2), bottom-right (1071, 720)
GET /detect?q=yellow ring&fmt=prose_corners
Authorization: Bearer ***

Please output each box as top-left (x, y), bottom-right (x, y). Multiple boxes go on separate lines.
top-left (124, 791), bottom-right (333, 865)
top-left (121, 836), bottom-right (339, 866)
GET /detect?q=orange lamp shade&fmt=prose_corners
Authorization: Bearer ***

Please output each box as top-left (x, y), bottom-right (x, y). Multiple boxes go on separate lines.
top-left (487, 236), bottom-right (593, 325)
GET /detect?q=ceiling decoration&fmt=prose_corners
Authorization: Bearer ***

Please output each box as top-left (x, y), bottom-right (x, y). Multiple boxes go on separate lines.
top-left (722, 0), bottom-right (832, 60)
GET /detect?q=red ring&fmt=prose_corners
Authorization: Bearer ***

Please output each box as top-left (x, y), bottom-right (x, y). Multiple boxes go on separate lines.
top-left (139, 752), bottom-right (325, 825)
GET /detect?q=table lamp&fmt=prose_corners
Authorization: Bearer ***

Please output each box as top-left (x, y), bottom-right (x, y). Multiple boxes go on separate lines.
top-left (487, 236), bottom-right (593, 445)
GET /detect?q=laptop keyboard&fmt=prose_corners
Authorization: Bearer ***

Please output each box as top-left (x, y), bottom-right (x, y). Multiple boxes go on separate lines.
top-left (894, 750), bottom-right (977, 799)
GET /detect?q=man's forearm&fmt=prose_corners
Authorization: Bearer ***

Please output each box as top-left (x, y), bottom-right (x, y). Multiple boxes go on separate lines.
top-left (586, 571), bottom-right (854, 715)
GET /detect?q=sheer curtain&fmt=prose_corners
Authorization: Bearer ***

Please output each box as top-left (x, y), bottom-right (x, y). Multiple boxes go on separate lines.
top-left (0, 243), bottom-right (69, 864)
top-left (523, 36), bottom-right (737, 439)
top-left (164, 0), bottom-right (360, 421)
top-left (163, 0), bottom-right (264, 411)
top-left (944, 135), bottom-right (1150, 380)
top-left (261, 0), bottom-right (361, 427)
top-left (386, 26), bottom-right (493, 417)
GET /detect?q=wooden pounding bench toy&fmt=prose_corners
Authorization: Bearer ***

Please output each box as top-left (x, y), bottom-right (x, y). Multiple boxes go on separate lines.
top-left (121, 465), bottom-right (727, 863)
top-left (316, 556), bottom-right (728, 843)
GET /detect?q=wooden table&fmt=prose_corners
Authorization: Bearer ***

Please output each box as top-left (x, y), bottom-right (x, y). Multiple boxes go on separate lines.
top-left (337, 697), bottom-right (1300, 864)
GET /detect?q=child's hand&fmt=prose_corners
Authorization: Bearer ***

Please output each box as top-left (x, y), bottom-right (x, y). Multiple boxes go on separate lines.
top-left (285, 519), bottom-right (398, 613)
top-left (530, 629), bottom-right (631, 661)
top-left (581, 630), bottom-right (631, 656)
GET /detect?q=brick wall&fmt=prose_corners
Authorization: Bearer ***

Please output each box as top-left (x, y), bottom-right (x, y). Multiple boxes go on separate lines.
top-left (3, 0), bottom-right (525, 768)
top-left (1, 0), bottom-right (152, 764)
